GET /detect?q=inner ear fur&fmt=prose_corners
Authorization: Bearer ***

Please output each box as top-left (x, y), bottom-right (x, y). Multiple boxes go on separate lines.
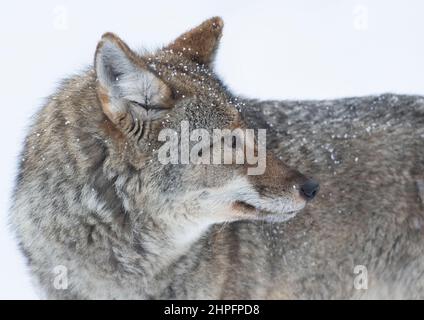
top-left (94, 32), bottom-right (172, 135)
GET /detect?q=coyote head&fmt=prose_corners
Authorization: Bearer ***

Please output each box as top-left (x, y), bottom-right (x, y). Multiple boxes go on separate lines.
top-left (94, 17), bottom-right (318, 234)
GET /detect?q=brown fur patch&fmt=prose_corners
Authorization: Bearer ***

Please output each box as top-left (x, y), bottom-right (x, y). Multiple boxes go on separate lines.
top-left (99, 118), bottom-right (125, 145)
top-left (97, 86), bottom-right (115, 121)
top-left (166, 17), bottom-right (223, 65)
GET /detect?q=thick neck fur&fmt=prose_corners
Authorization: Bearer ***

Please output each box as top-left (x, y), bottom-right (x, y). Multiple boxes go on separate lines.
top-left (109, 169), bottom-right (212, 285)
top-left (60, 71), bottom-right (211, 291)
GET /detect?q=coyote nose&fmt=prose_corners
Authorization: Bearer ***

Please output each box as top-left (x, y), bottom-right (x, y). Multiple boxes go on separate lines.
top-left (300, 180), bottom-right (320, 201)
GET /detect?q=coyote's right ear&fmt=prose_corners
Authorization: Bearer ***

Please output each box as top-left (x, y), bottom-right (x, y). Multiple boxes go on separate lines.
top-left (166, 17), bottom-right (224, 66)
top-left (95, 33), bottom-right (172, 136)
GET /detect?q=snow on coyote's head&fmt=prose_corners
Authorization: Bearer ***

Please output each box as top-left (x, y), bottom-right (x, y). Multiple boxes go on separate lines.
top-left (95, 17), bottom-right (319, 230)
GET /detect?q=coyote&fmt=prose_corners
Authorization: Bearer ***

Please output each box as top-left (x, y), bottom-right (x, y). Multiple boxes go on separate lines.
top-left (10, 17), bottom-right (318, 299)
top-left (11, 17), bottom-right (424, 300)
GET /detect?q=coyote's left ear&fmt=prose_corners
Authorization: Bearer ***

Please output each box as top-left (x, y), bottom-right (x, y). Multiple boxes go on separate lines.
top-left (95, 33), bottom-right (173, 135)
top-left (166, 17), bottom-right (224, 66)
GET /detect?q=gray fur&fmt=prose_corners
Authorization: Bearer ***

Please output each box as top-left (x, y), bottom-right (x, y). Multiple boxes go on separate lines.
top-left (9, 17), bottom-right (424, 299)
top-left (241, 94), bottom-right (424, 299)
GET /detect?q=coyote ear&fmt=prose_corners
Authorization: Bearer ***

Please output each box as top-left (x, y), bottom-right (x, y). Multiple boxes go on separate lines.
top-left (95, 33), bottom-right (172, 133)
top-left (166, 17), bottom-right (223, 66)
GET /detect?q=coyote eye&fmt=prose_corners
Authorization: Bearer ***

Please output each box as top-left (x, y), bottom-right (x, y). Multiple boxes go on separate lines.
top-left (130, 100), bottom-right (163, 111)
top-left (130, 100), bottom-right (146, 108)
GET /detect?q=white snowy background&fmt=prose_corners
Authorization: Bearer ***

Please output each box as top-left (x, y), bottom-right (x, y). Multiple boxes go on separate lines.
top-left (1, 0), bottom-right (423, 299)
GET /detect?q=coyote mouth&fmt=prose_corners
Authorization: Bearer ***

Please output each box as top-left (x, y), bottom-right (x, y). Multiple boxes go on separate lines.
top-left (234, 201), bottom-right (257, 212)
top-left (233, 200), bottom-right (300, 220)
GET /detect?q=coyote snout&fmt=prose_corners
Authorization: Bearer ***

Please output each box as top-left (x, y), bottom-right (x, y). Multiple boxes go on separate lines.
top-left (300, 179), bottom-right (320, 200)
top-left (232, 152), bottom-right (319, 222)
